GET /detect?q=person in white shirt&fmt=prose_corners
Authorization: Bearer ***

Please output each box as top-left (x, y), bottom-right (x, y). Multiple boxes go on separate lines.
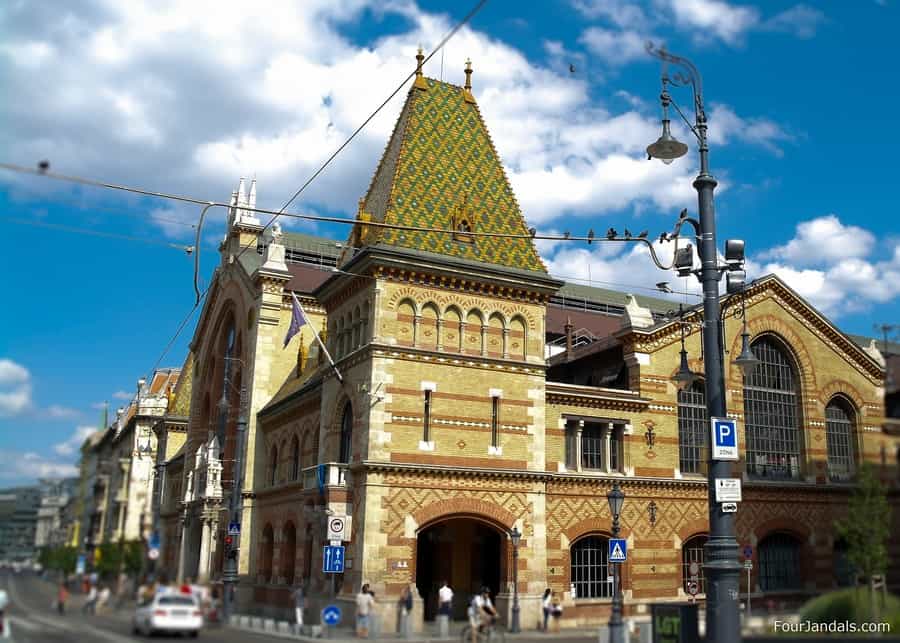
top-left (469, 587), bottom-right (496, 643)
top-left (438, 581), bottom-right (453, 618)
top-left (356, 583), bottom-right (376, 638)
top-left (541, 588), bottom-right (552, 631)
top-left (291, 582), bottom-right (305, 628)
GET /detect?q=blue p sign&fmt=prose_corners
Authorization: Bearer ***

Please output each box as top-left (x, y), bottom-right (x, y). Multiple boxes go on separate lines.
top-left (710, 417), bottom-right (739, 461)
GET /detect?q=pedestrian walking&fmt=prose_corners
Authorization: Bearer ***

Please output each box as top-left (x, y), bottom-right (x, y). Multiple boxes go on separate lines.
top-left (56, 583), bottom-right (69, 615)
top-left (82, 584), bottom-right (98, 615)
top-left (356, 583), bottom-right (376, 638)
top-left (437, 580), bottom-right (453, 637)
top-left (541, 588), bottom-right (551, 631)
top-left (397, 585), bottom-right (413, 637)
top-left (291, 581), bottom-right (305, 629)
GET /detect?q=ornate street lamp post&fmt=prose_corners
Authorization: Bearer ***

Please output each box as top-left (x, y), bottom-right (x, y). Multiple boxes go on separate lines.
top-left (606, 483), bottom-right (625, 643)
top-left (645, 43), bottom-right (745, 642)
top-left (509, 526), bottom-right (521, 633)
top-left (220, 357), bottom-right (247, 625)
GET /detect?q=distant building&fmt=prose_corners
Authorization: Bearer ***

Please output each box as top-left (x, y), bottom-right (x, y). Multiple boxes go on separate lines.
top-left (34, 478), bottom-right (78, 549)
top-left (0, 486), bottom-right (42, 561)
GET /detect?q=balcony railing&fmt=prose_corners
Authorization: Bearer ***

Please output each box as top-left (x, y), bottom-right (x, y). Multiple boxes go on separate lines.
top-left (288, 462), bottom-right (349, 491)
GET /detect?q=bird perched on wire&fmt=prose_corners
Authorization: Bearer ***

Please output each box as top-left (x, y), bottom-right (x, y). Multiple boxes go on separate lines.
top-left (624, 228), bottom-right (632, 239)
top-left (606, 227), bottom-right (617, 240)
top-left (528, 227), bottom-right (536, 237)
top-left (37, 160), bottom-right (50, 173)
top-left (638, 230), bottom-right (648, 239)
top-left (587, 228), bottom-right (595, 244)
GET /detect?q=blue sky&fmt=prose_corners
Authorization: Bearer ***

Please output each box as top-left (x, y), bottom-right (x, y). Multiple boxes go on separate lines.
top-left (1, 0), bottom-right (898, 485)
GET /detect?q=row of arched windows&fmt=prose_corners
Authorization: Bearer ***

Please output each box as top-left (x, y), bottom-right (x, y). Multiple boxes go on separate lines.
top-left (267, 428), bottom-right (319, 487)
top-left (677, 334), bottom-right (859, 481)
top-left (395, 300), bottom-right (528, 360)
top-left (258, 521), bottom-right (312, 586)
top-left (331, 302), bottom-right (370, 360)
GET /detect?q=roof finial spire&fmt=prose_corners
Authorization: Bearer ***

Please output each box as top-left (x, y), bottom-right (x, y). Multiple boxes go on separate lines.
top-left (414, 46), bottom-right (428, 90)
top-left (463, 58), bottom-right (475, 103)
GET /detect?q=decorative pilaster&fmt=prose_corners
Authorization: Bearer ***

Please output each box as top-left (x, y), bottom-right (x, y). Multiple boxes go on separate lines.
top-left (576, 420), bottom-right (584, 472)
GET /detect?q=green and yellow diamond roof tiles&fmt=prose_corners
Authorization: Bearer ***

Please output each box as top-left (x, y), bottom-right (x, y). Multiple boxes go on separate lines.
top-left (359, 77), bottom-right (547, 274)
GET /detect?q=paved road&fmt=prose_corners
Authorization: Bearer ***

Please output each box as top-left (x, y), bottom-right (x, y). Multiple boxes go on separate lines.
top-left (1, 572), bottom-right (601, 643)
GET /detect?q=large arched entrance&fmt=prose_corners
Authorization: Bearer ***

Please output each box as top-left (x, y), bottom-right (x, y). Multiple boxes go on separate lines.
top-left (415, 518), bottom-right (504, 621)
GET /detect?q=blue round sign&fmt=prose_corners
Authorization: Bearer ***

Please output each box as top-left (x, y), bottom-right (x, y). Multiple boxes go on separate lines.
top-left (322, 605), bottom-right (342, 626)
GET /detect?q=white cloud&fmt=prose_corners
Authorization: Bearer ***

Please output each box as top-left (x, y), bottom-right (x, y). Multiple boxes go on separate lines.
top-left (54, 425), bottom-right (99, 456)
top-left (572, 0), bottom-right (651, 29)
top-left (707, 104), bottom-right (795, 156)
top-left (43, 405), bottom-right (81, 420)
top-left (762, 5), bottom-right (826, 39)
top-left (579, 27), bottom-right (650, 65)
top-left (0, 358), bottom-right (32, 417)
top-left (660, 0), bottom-right (760, 44)
top-left (759, 215), bottom-right (875, 266)
top-left (112, 390), bottom-right (132, 400)
top-left (0, 450), bottom-right (79, 482)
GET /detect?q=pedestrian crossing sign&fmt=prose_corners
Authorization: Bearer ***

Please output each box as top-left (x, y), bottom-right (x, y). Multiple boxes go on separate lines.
top-left (609, 538), bottom-right (627, 563)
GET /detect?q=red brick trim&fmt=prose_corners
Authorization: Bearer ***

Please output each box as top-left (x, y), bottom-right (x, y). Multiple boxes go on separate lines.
top-left (413, 497), bottom-right (517, 532)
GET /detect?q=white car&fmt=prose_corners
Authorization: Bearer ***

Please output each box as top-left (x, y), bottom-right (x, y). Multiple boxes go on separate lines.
top-left (133, 593), bottom-right (203, 637)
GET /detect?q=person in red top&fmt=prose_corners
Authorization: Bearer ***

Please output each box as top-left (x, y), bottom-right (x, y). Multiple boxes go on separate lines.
top-left (57, 583), bottom-right (69, 615)
top-left (180, 577), bottom-right (193, 595)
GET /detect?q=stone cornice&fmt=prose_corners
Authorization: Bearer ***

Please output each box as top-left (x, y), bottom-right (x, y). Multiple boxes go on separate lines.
top-left (321, 244), bottom-right (562, 305)
top-left (359, 459), bottom-right (712, 491)
top-left (545, 382), bottom-right (650, 411)
top-left (370, 343), bottom-right (545, 375)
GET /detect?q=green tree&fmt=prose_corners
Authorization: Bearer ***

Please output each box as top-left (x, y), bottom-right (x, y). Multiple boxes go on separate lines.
top-left (835, 463), bottom-right (892, 616)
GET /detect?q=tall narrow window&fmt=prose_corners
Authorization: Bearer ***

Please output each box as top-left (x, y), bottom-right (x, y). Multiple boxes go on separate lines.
top-left (678, 381), bottom-right (708, 475)
top-left (290, 435), bottom-right (300, 481)
top-left (582, 423), bottom-right (604, 470)
top-left (825, 398), bottom-right (855, 481)
top-left (339, 403), bottom-right (353, 464)
top-left (744, 337), bottom-right (802, 480)
top-left (269, 446), bottom-right (278, 486)
top-left (565, 423), bottom-right (577, 469)
top-left (491, 395), bottom-right (500, 448)
top-left (609, 426), bottom-right (620, 472)
top-left (423, 389), bottom-right (432, 443)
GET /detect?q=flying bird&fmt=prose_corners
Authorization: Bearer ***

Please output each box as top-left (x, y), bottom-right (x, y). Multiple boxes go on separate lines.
top-left (569, 63), bottom-right (576, 74)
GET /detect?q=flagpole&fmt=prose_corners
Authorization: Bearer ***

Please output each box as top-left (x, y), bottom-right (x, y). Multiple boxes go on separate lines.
top-left (292, 293), bottom-right (344, 384)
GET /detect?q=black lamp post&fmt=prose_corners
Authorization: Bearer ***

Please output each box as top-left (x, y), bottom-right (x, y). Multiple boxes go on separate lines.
top-left (606, 483), bottom-right (625, 643)
top-left (509, 526), bottom-right (521, 633)
top-left (646, 43), bottom-right (743, 643)
top-left (220, 357), bottom-right (247, 625)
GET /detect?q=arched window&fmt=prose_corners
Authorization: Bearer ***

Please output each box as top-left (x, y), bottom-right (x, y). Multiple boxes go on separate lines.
top-left (261, 524), bottom-right (274, 583)
top-left (743, 337), bottom-right (802, 480)
top-left (281, 522), bottom-right (297, 586)
top-left (758, 533), bottom-right (802, 591)
top-left (682, 535), bottom-right (707, 594)
top-left (678, 380), bottom-right (707, 475)
top-left (825, 398), bottom-right (855, 481)
top-left (290, 435), bottom-right (300, 481)
top-left (339, 403), bottom-right (353, 464)
top-left (269, 446), bottom-right (279, 486)
top-left (833, 538), bottom-right (854, 587)
top-left (570, 535), bottom-right (613, 599)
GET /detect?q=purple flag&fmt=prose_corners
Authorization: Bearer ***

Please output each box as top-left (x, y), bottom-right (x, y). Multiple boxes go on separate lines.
top-left (283, 293), bottom-right (306, 348)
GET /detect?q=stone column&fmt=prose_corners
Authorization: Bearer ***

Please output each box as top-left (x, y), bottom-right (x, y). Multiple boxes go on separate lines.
top-left (604, 423), bottom-right (614, 474)
top-left (576, 420), bottom-right (584, 472)
top-left (436, 319), bottom-right (444, 352)
top-left (197, 517), bottom-right (211, 583)
top-left (177, 512), bottom-right (190, 583)
top-left (502, 328), bottom-right (510, 359)
top-left (481, 325), bottom-right (488, 357)
top-left (413, 315), bottom-right (421, 348)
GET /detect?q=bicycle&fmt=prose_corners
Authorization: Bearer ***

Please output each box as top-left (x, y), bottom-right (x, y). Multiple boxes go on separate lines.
top-left (460, 620), bottom-right (506, 643)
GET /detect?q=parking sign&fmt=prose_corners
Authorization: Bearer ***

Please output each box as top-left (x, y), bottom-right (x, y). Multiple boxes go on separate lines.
top-left (710, 417), bottom-right (739, 461)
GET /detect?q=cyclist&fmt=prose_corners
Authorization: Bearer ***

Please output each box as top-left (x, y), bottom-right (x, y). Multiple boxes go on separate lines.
top-left (469, 587), bottom-right (497, 643)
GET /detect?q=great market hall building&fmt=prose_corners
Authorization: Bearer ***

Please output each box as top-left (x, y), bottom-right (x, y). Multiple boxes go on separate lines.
top-left (152, 55), bottom-right (900, 631)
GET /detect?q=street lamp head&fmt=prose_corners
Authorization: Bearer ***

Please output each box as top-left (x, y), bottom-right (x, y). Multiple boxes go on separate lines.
top-left (510, 526), bottom-right (521, 547)
top-left (732, 331), bottom-right (761, 378)
top-left (647, 118), bottom-right (688, 164)
top-left (672, 346), bottom-right (698, 391)
top-left (606, 482), bottom-right (625, 520)
top-left (217, 391), bottom-right (229, 416)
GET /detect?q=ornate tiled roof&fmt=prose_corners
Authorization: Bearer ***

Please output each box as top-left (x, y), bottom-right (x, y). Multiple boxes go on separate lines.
top-left (350, 70), bottom-right (546, 274)
top-left (167, 353), bottom-right (193, 418)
